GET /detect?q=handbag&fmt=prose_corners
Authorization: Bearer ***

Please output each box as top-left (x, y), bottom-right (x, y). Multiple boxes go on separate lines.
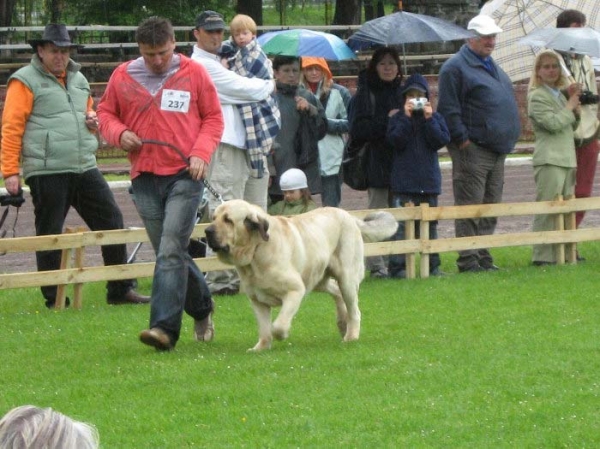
top-left (342, 137), bottom-right (369, 191)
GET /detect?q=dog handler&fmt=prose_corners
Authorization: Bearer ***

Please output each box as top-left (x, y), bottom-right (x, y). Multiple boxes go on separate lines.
top-left (97, 17), bottom-right (224, 351)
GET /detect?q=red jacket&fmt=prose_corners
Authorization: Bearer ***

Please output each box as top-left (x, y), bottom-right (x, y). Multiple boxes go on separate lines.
top-left (97, 54), bottom-right (223, 178)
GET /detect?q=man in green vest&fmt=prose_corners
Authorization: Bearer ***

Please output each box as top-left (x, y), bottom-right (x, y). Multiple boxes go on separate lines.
top-left (0, 23), bottom-right (149, 308)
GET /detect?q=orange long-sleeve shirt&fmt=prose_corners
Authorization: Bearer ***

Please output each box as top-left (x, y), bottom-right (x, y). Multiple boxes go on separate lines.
top-left (0, 74), bottom-right (94, 178)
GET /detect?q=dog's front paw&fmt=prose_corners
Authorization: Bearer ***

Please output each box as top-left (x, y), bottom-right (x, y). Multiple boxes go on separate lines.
top-left (248, 339), bottom-right (271, 352)
top-left (271, 324), bottom-right (289, 341)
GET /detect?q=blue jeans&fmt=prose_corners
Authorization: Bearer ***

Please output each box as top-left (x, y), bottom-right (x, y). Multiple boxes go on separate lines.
top-left (132, 171), bottom-right (213, 344)
top-left (388, 193), bottom-right (440, 276)
top-left (26, 169), bottom-right (135, 305)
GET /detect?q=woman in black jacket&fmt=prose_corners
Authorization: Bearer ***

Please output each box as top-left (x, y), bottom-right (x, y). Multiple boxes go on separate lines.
top-left (347, 47), bottom-right (403, 279)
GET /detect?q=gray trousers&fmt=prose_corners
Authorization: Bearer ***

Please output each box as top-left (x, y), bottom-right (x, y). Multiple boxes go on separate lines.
top-left (205, 142), bottom-right (269, 293)
top-left (448, 142), bottom-right (506, 270)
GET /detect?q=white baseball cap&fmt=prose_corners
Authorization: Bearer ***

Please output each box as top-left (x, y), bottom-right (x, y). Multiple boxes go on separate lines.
top-left (467, 15), bottom-right (503, 36)
top-left (279, 168), bottom-right (308, 191)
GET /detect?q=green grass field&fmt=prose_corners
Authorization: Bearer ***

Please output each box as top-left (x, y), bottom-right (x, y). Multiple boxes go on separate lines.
top-left (2, 244), bottom-right (600, 447)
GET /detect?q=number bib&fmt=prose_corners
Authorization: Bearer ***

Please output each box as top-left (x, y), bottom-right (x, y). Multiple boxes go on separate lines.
top-left (161, 89), bottom-right (191, 113)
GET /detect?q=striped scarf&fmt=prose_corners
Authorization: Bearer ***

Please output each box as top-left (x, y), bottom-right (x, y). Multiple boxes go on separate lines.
top-left (227, 38), bottom-right (281, 178)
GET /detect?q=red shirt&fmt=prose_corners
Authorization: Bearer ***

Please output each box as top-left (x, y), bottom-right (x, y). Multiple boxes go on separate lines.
top-left (97, 54), bottom-right (223, 178)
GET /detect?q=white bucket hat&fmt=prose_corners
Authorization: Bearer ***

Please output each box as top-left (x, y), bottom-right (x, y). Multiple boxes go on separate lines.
top-left (467, 15), bottom-right (503, 36)
top-left (279, 168), bottom-right (308, 191)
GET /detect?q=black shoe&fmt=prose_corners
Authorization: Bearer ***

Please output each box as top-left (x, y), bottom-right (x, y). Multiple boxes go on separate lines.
top-left (390, 270), bottom-right (406, 279)
top-left (576, 254), bottom-right (586, 262)
top-left (533, 261), bottom-right (555, 267)
top-left (45, 297), bottom-right (70, 309)
top-left (107, 289), bottom-right (150, 305)
top-left (370, 269), bottom-right (389, 279)
top-left (479, 260), bottom-right (499, 271)
top-left (430, 267), bottom-right (445, 276)
top-left (212, 287), bottom-right (239, 296)
top-left (458, 265), bottom-right (485, 273)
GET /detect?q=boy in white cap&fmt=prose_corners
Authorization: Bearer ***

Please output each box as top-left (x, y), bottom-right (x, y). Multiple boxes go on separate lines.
top-left (437, 14), bottom-right (520, 274)
top-left (267, 168), bottom-right (317, 215)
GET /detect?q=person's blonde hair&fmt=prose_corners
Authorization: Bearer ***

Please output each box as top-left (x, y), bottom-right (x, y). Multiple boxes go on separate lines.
top-left (229, 14), bottom-right (257, 35)
top-left (528, 49), bottom-right (568, 91)
top-left (0, 405), bottom-right (99, 449)
top-left (299, 57), bottom-right (333, 101)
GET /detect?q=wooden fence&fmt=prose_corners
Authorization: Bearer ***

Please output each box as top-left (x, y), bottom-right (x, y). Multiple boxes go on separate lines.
top-left (1, 196), bottom-right (599, 309)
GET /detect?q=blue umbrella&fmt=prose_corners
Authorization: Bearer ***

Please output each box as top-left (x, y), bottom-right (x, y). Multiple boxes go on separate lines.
top-left (257, 29), bottom-right (356, 61)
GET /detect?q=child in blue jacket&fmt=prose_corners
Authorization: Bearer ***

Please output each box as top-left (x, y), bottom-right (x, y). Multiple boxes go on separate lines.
top-left (386, 73), bottom-right (450, 278)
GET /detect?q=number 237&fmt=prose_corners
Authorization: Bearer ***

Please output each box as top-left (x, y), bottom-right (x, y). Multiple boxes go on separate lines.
top-left (168, 100), bottom-right (186, 109)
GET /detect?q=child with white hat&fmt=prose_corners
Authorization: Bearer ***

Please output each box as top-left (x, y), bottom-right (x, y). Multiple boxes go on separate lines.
top-left (267, 168), bottom-right (317, 215)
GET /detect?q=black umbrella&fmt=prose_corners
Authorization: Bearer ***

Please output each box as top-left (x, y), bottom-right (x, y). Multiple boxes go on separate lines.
top-left (348, 11), bottom-right (474, 73)
top-left (349, 11), bottom-right (474, 47)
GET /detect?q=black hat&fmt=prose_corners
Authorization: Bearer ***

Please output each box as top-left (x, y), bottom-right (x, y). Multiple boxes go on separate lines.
top-left (29, 23), bottom-right (81, 49)
top-left (195, 11), bottom-right (225, 31)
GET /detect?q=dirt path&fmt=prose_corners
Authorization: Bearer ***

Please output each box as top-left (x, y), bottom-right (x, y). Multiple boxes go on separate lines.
top-left (3, 160), bottom-right (600, 274)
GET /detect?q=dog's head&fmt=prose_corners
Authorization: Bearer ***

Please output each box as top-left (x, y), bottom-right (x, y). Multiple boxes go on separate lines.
top-left (205, 199), bottom-right (270, 266)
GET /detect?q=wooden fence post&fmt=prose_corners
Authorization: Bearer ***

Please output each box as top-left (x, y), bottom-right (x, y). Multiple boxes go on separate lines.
top-left (420, 203), bottom-right (430, 278)
top-left (405, 202), bottom-right (416, 279)
top-left (553, 195), bottom-right (565, 265)
top-left (564, 194), bottom-right (577, 264)
top-left (54, 226), bottom-right (86, 310)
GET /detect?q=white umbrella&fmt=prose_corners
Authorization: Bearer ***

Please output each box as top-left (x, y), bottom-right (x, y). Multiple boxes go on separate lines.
top-left (519, 27), bottom-right (600, 57)
top-left (480, 0), bottom-right (600, 81)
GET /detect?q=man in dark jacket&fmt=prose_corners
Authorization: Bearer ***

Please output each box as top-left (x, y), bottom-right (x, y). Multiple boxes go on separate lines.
top-left (437, 15), bottom-right (521, 273)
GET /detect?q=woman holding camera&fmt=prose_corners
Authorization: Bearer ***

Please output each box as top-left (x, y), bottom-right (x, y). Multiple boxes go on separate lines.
top-left (527, 50), bottom-right (581, 266)
top-left (347, 47), bottom-right (403, 279)
top-left (385, 73), bottom-right (450, 278)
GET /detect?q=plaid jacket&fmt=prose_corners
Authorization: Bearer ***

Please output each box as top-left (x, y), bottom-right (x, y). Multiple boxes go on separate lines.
top-left (225, 38), bottom-right (281, 178)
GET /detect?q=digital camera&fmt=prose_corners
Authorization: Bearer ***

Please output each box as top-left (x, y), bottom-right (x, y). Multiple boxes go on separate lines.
top-left (0, 189), bottom-right (25, 207)
top-left (579, 90), bottom-right (600, 105)
top-left (409, 97), bottom-right (427, 110)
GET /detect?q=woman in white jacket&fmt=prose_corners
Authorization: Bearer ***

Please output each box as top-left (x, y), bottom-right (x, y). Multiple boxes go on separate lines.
top-left (300, 57), bottom-right (350, 207)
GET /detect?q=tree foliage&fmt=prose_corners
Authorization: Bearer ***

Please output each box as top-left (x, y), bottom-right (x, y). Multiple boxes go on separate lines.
top-left (235, 1), bottom-right (263, 26)
top-left (332, 0), bottom-right (362, 25)
top-left (1, 0), bottom-right (369, 28)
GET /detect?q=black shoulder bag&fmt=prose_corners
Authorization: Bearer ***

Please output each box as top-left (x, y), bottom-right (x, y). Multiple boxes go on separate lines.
top-left (342, 90), bottom-right (375, 191)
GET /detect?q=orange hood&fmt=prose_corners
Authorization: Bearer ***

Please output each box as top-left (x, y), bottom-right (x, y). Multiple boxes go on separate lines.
top-left (301, 57), bottom-right (332, 80)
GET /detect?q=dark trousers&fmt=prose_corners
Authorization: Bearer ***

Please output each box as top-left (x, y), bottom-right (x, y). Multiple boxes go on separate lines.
top-left (388, 193), bottom-right (440, 275)
top-left (321, 174), bottom-right (342, 207)
top-left (26, 169), bottom-right (134, 303)
top-left (448, 143), bottom-right (506, 270)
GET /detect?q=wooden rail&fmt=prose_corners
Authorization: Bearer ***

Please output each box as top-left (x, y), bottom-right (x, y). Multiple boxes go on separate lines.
top-left (1, 196), bottom-right (598, 309)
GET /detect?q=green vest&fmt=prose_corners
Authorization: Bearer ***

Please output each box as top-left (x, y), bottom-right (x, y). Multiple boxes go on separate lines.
top-left (9, 55), bottom-right (98, 180)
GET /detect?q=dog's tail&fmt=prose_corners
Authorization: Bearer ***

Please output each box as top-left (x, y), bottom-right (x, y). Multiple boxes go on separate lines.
top-left (357, 211), bottom-right (398, 243)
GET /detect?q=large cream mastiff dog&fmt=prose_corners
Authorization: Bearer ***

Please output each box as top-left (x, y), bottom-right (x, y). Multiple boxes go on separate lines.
top-left (205, 199), bottom-right (398, 352)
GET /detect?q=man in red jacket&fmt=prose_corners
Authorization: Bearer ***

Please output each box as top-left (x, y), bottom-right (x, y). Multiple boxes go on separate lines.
top-left (97, 17), bottom-right (224, 351)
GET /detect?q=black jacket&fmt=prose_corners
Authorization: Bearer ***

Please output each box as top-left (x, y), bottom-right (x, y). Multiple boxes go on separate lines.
top-left (348, 70), bottom-right (403, 189)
